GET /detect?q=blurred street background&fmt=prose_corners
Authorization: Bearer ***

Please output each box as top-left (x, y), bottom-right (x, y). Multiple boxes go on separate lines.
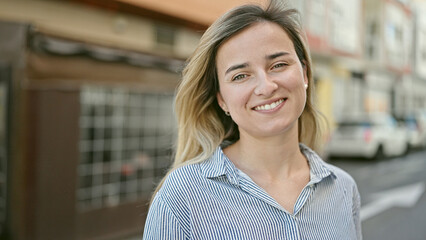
top-left (0, 0), bottom-right (425, 239)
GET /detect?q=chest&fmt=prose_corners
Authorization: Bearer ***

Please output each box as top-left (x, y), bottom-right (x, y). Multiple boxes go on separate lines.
top-left (262, 178), bottom-right (310, 214)
top-left (188, 182), bottom-right (356, 240)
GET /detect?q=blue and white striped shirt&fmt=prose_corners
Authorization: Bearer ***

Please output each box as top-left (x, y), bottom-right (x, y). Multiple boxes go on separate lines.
top-left (143, 144), bottom-right (362, 239)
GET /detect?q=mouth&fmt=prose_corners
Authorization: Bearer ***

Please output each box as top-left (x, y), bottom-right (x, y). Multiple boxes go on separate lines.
top-left (253, 98), bottom-right (287, 111)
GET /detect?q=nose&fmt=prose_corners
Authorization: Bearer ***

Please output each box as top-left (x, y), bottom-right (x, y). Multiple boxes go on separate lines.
top-left (254, 72), bottom-right (278, 96)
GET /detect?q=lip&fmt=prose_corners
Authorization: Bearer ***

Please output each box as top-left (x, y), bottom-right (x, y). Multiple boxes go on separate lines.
top-left (252, 97), bottom-right (288, 112)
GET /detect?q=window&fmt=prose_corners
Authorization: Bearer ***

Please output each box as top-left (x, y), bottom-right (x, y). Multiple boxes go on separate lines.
top-left (78, 86), bottom-right (176, 211)
top-left (155, 23), bottom-right (176, 48)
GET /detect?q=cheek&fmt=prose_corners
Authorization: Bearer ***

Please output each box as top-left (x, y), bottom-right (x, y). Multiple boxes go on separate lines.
top-left (283, 70), bottom-right (308, 104)
top-left (220, 86), bottom-right (251, 111)
top-left (285, 69), bottom-right (306, 89)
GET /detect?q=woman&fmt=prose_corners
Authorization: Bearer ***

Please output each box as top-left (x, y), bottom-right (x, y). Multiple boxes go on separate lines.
top-left (143, 0), bottom-right (361, 239)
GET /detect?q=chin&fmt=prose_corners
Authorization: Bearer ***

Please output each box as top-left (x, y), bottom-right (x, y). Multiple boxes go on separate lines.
top-left (249, 122), bottom-right (298, 139)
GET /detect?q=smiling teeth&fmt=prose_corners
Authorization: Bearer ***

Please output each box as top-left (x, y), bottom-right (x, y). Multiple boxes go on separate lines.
top-left (254, 99), bottom-right (285, 111)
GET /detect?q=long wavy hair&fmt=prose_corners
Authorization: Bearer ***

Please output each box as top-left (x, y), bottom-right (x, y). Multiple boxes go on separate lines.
top-left (152, 0), bottom-right (323, 198)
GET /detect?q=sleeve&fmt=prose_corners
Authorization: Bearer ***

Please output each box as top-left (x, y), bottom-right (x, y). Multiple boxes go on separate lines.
top-left (143, 194), bottom-right (190, 240)
top-left (352, 184), bottom-right (362, 240)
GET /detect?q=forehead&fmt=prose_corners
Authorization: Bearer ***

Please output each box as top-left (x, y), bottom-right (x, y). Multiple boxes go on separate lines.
top-left (216, 21), bottom-right (296, 64)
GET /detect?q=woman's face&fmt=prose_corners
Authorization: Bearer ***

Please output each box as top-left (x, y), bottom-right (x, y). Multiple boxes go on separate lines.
top-left (216, 21), bottom-right (308, 139)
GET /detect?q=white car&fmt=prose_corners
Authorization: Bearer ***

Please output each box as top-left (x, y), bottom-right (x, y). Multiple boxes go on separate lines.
top-left (325, 114), bottom-right (409, 159)
top-left (401, 112), bottom-right (426, 149)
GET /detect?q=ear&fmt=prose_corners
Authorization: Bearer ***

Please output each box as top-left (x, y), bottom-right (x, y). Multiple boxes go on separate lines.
top-left (216, 92), bottom-right (228, 112)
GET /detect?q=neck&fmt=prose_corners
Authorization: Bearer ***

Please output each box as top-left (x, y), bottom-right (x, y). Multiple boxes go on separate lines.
top-left (225, 126), bottom-right (307, 180)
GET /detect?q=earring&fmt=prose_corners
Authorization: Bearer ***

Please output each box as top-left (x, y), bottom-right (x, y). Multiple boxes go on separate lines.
top-left (304, 84), bottom-right (308, 89)
top-left (225, 111), bottom-right (230, 116)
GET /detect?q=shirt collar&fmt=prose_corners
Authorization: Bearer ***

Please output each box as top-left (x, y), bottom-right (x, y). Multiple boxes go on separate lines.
top-left (199, 147), bottom-right (240, 185)
top-left (299, 143), bottom-right (335, 184)
top-left (199, 143), bottom-right (335, 185)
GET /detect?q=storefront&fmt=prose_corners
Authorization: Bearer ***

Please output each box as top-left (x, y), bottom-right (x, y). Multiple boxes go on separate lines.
top-left (0, 20), bottom-right (184, 240)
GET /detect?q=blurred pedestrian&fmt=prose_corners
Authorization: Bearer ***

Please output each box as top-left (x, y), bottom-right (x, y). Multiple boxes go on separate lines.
top-left (143, 0), bottom-right (361, 239)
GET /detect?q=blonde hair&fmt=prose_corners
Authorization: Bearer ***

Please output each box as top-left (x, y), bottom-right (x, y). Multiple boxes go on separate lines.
top-left (152, 0), bottom-right (323, 198)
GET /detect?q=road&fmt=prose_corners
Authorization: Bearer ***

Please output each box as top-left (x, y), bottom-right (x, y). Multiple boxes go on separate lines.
top-left (330, 149), bottom-right (426, 240)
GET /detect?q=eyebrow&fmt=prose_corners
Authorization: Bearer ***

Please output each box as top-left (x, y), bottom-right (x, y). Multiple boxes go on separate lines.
top-left (266, 51), bottom-right (289, 60)
top-left (225, 63), bottom-right (249, 75)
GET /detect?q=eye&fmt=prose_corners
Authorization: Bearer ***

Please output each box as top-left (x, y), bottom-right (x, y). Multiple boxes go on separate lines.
top-left (232, 73), bottom-right (248, 81)
top-left (271, 62), bottom-right (287, 70)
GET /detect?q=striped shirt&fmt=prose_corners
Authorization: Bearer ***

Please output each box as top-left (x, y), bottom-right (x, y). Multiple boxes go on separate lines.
top-left (143, 144), bottom-right (362, 240)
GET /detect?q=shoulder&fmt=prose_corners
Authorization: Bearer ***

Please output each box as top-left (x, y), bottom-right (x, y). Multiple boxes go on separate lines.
top-left (325, 163), bottom-right (357, 186)
top-left (145, 166), bottom-right (197, 238)
top-left (300, 144), bottom-right (358, 190)
top-left (167, 163), bottom-right (201, 182)
top-left (323, 162), bottom-right (361, 201)
top-left (151, 164), bottom-right (202, 221)
top-left (160, 163), bottom-right (202, 196)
